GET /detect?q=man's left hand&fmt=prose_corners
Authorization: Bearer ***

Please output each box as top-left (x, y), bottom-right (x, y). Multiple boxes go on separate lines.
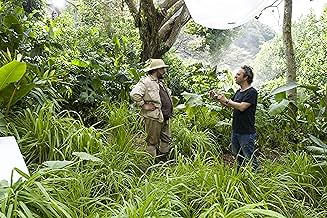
top-left (217, 94), bottom-right (227, 103)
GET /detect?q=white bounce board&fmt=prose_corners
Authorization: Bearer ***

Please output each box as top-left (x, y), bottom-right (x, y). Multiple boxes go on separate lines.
top-left (184, 0), bottom-right (276, 29)
top-left (0, 136), bottom-right (29, 184)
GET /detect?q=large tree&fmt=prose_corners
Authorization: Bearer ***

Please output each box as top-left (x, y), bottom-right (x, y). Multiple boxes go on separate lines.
top-left (124, 0), bottom-right (191, 61)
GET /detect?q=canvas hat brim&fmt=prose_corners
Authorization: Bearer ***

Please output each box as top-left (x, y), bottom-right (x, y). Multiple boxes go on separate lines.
top-left (144, 64), bottom-right (169, 72)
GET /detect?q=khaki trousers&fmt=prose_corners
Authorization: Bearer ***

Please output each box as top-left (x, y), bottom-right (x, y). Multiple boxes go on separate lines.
top-left (144, 118), bottom-right (171, 156)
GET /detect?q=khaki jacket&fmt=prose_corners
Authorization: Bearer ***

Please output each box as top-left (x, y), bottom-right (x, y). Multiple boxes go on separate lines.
top-left (130, 74), bottom-right (173, 123)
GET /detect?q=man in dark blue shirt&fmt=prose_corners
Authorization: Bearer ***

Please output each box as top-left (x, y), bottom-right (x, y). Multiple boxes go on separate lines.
top-left (210, 65), bottom-right (259, 170)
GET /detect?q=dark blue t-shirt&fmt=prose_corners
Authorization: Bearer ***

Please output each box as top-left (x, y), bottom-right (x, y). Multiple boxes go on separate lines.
top-left (231, 87), bottom-right (257, 134)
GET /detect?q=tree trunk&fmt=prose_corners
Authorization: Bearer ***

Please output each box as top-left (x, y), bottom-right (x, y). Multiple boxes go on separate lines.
top-left (283, 0), bottom-right (297, 116)
top-left (125, 0), bottom-right (191, 61)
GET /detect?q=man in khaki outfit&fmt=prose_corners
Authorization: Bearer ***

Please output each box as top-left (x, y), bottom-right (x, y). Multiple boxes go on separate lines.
top-left (130, 59), bottom-right (173, 161)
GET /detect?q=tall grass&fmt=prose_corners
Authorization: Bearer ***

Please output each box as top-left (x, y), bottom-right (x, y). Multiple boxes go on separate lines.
top-left (171, 115), bottom-right (220, 157)
top-left (1, 101), bottom-right (327, 217)
top-left (3, 151), bottom-right (324, 217)
top-left (5, 102), bottom-right (103, 164)
top-left (0, 170), bottom-right (75, 218)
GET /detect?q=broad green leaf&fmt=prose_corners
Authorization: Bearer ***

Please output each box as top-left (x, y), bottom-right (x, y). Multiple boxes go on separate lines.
top-left (268, 99), bottom-right (289, 116)
top-left (128, 68), bottom-right (143, 81)
top-left (274, 92), bottom-right (286, 102)
top-left (1, 83), bottom-right (36, 107)
top-left (113, 36), bottom-right (121, 49)
top-left (114, 55), bottom-right (124, 69)
top-left (175, 104), bottom-right (186, 110)
top-left (71, 59), bottom-right (89, 68)
top-left (313, 155), bottom-right (327, 160)
top-left (270, 82), bottom-right (298, 96)
top-left (79, 92), bottom-right (95, 103)
top-left (11, 84), bottom-right (35, 105)
top-left (0, 180), bottom-right (8, 188)
top-left (90, 27), bottom-right (99, 36)
top-left (99, 73), bottom-right (112, 81)
top-left (181, 91), bottom-right (198, 101)
top-left (309, 134), bottom-right (327, 149)
top-left (206, 104), bottom-right (221, 112)
top-left (182, 92), bottom-right (203, 107)
top-left (91, 78), bottom-right (102, 91)
top-left (172, 96), bottom-right (180, 107)
top-left (72, 152), bottom-right (102, 162)
top-left (4, 15), bottom-right (19, 28)
top-left (306, 146), bottom-right (327, 154)
top-left (0, 84), bottom-right (15, 107)
top-left (116, 71), bottom-right (130, 82)
top-left (313, 161), bottom-right (327, 167)
top-left (43, 161), bottom-right (73, 169)
top-left (0, 60), bottom-right (27, 91)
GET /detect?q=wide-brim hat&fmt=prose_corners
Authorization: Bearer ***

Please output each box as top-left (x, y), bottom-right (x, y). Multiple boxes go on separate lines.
top-left (144, 59), bottom-right (169, 72)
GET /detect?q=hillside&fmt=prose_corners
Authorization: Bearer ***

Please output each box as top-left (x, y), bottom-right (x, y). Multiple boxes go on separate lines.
top-left (174, 19), bottom-right (275, 70)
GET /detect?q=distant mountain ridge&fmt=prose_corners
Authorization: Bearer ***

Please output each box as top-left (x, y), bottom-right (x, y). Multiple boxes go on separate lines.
top-left (174, 19), bottom-right (275, 70)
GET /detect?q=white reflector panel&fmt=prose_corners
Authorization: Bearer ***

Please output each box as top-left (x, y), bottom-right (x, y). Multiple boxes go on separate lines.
top-left (184, 0), bottom-right (277, 29)
top-left (0, 136), bottom-right (29, 184)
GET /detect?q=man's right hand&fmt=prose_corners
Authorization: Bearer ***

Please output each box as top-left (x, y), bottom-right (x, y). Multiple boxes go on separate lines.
top-left (142, 103), bottom-right (156, 111)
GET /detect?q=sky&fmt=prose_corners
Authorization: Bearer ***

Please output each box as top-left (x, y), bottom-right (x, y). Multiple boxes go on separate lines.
top-left (258, 0), bottom-right (327, 31)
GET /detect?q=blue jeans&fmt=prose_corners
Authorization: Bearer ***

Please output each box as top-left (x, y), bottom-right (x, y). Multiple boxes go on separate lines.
top-left (231, 131), bottom-right (259, 170)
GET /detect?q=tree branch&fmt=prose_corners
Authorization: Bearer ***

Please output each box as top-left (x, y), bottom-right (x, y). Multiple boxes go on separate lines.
top-left (159, 5), bottom-right (191, 51)
top-left (140, 0), bottom-right (160, 22)
top-left (124, 0), bottom-right (138, 18)
top-left (160, 0), bottom-right (184, 28)
top-left (160, 0), bottom-right (180, 12)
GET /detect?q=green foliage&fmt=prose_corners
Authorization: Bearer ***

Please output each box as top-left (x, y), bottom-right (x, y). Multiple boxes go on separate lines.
top-left (164, 53), bottom-right (235, 100)
top-left (0, 0), bottom-right (26, 52)
top-left (293, 9), bottom-right (327, 87)
top-left (306, 135), bottom-right (327, 167)
top-left (253, 34), bottom-right (286, 84)
top-left (254, 9), bottom-right (327, 87)
top-left (0, 50), bottom-right (64, 116)
top-left (0, 60), bottom-right (27, 114)
top-left (254, 80), bottom-right (326, 151)
top-left (0, 170), bottom-right (74, 218)
top-left (1, 1), bottom-right (326, 217)
top-left (5, 102), bottom-right (104, 164)
top-left (35, 2), bottom-right (142, 123)
top-left (1, 99), bottom-right (327, 217)
top-left (0, 0), bottom-right (56, 65)
top-left (172, 116), bottom-right (217, 156)
top-left (1, 0), bottom-right (142, 124)
top-left (0, 60), bottom-right (26, 90)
